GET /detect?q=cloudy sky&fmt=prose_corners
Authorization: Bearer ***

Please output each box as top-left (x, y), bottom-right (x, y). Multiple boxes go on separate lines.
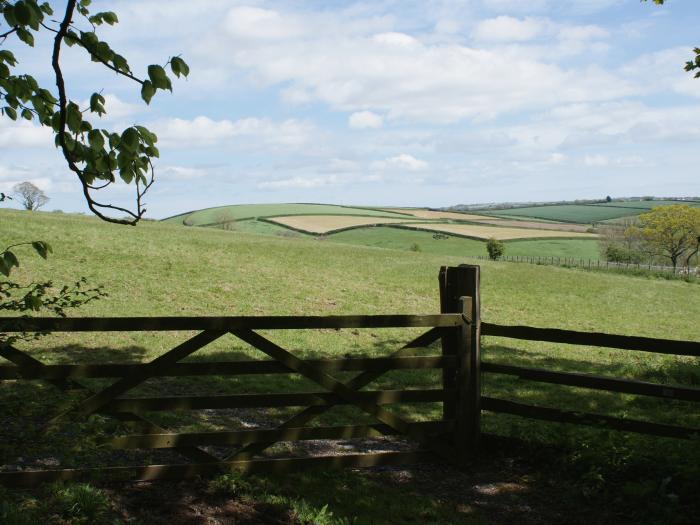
top-left (2, 0), bottom-right (700, 218)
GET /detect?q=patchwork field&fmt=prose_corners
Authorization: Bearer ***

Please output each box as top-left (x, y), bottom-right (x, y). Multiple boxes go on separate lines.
top-left (480, 204), bottom-right (638, 223)
top-left (590, 200), bottom-right (700, 209)
top-left (265, 215), bottom-right (419, 234)
top-left (463, 218), bottom-right (592, 233)
top-left (381, 208), bottom-right (492, 221)
top-left (398, 222), bottom-right (597, 240)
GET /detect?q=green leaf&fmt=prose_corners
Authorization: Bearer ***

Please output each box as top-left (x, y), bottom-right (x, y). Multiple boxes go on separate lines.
top-left (147, 65), bottom-right (172, 91)
top-left (66, 102), bottom-right (82, 133)
top-left (120, 127), bottom-right (140, 152)
top-left (0, 257), bottom-right (10, 277)
top-left (31, 241), bottom-right (52, 259)
top-left (89, 93), bottom-right (106, 115)
top-left (88, 129), bottom-right (104, 151)
top-left (140, 80), bottom-right (155, 104)
top-left (3, 251), bottom-right (19, 269)
top-left (13, 1), bottom-right (31, 25)
top-left (170, 56), bottom-right (190, 78)
top-left (21, 108), bottom-right (32, 120)
top-left (3, 107), bottom-right (17, 120)
top-left (102, 11), bottom-right (118, 25)
top-left (16, 27), bottom-right (34, 46)
top-left (25, 294), bottom-right (42, 311)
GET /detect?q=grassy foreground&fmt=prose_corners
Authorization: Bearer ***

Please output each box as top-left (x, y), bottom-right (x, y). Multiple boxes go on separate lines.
top-left (1, 209), bottom-right (699, 524)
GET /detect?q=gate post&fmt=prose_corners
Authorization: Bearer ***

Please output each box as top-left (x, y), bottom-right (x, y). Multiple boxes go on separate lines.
top-left (439, 265), bottom-right (481, 465)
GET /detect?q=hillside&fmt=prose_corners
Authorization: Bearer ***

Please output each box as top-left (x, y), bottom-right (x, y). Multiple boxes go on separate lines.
top-left (2, 209), bottom-right (699, 524)
top-left (160, 202), bottom-right (602, 259)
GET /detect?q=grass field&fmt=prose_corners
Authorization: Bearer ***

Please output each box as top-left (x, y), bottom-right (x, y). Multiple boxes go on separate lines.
top-left (2, 209), bottom-right (699, 523)
top-left (266, 215), bottom-right (419, 234)
top-left (328, 227), bottom-right (602, 259)
top-left (480, 204), bottom-right (640, 223)
top-left (591, 200), bottom-right (700, 209)
top-left (162, 203), bottom-right (413, 226)
top-left (398, 223), bottom-right (597, 240)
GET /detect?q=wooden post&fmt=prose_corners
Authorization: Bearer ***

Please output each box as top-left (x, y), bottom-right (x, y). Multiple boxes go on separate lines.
top-left (438, 265), bottom-right (481, 466)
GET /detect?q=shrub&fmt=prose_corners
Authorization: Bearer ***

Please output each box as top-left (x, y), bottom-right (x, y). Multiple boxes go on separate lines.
top-left (486, 237), bottom-right (505, 260)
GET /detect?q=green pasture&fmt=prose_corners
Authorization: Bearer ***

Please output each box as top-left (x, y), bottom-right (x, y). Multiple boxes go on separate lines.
top-left (480, 204), bottom-right (641, 223)
top-left (162, 203), bottom-right (413, 226)
top-left (1, 209), bottom-right (699, 523)
top-left (328, 226), bottom-right (601, 259)
top-left (591, 200), bottom-right (700, 209)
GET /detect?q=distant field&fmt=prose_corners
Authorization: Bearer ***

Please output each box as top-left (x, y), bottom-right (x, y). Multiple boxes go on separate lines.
top-left (329, 226), bottom-right (601, 259)
top-left (481, 204), bottom-right (640, 223)
top-left (467, 218), bottom-right (591, 233)
top-left (380, 208), bottom-right (490, 221)
top-left (162, 203), bottom-right (413, 226)
top-left (266, 215), bottom-right (419, 234)
top-left (591, 200), bottom-right (700, 209)
top-left (398, 222), bottom-right (597, 240)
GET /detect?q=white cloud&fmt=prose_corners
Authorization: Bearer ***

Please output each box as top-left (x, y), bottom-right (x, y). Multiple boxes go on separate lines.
top-left (159, 166), bottom-right (209, 180)
top-left (152, 116), bottom-right (315, 149)
top-left (371, 153), bottom-right (428, 171)
top-left (584, 154), bottom-right (609, 167)
top-left (349, 111), bottom-right (384, 129)
top-left (258, 175), bottom-right (340, 189)
top-left (474, 16), bottom-right (546, 42)
top-left (0, 119), bottom-right (52, 149)
top-left (223, 6), bottom-right (304, 41)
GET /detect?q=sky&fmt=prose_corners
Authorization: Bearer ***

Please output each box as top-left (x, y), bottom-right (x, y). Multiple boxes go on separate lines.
top-left (1, 0), bottom-right (700, 218)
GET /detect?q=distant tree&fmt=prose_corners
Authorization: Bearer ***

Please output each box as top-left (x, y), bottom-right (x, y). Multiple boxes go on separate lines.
top-left (13, 181), bottom-right (48, 210)
top-left (214, 209), bottom-right (236, 231)
top-left (636, 205), bottom-right (700, 270)
top-left (606, 195), bottom-right (612, 203)
top-left (598, 220), bottom-right (648, 264)
top-left (486, 238), bottom-right (505, 260)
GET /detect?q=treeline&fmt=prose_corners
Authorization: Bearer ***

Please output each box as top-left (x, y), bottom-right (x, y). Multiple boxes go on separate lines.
top-left (598, 205), bottom-right (700, 270)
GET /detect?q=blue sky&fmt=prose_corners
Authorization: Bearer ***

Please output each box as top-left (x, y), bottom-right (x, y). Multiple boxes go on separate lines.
top-left (1, 0), bottom-right (699, 218)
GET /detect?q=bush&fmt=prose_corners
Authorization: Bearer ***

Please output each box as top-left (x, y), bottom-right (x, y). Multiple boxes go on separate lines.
top-left (486, 237), bottom-right (504, 260)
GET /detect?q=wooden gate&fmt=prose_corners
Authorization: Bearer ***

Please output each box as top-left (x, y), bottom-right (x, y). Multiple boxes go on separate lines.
top-left (0, 266), bottom-right (482, 487)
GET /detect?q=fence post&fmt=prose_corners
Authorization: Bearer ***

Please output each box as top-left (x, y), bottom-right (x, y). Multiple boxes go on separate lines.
top-left (438, 265), bottom-right (481, 466)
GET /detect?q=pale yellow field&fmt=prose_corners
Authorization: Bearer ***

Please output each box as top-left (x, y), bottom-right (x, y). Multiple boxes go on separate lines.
top-left (381, 209), bottom-right (491, 221)
top-left (399, 223), bottom-right (598, 240)
top-left (267, 215), bottom-right (419, 234)
top-left (466, 218), bottom-right (592, 233)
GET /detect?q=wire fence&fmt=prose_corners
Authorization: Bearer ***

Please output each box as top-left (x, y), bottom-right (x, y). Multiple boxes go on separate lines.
top-left (467, 254), bottom-right (699, 276)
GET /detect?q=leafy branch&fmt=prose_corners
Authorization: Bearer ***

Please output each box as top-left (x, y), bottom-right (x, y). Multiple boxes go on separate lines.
top-left (1, 0), bottom-right (190, 224)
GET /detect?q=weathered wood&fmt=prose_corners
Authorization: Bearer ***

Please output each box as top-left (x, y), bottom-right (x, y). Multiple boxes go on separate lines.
top-left (482, 397), bottom-right (700, 439)
top-left (227, 327), bottom-right (444, 461)
top-left (0, 314), bottom-right (462, 332)
top-left (439, 266), bottom-right (473, 422)
top-left (230, 328), bottom-right (448, 452)
top-left (110, 421), bottom-right (452, 449)
top-left (482, 323), bottom-right (700, 357)
top-left (0, 451), bottom-right (434, 487)
top-left (456, 267), bottom-right (481, 464)
top-left (48, 330), bottom-right (226, 424)
top-left (104, 389), bottom-right (451, 412)
top-left (0, 348), bottom-right (217, 463)
top-left (482, 363), bottom-right (700, 402)
top-left (0, 344), bottom-right (78, 390)
top-left (0, 355), bottom-right (455, 380)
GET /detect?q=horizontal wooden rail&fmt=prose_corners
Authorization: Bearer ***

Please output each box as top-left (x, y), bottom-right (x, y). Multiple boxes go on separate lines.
top-left (482, 363), bottom-right (700, 402)
top-left (105, 389), bottom-right (452, 412)
top-left (0, 315), bottom-right (462, 332)
top-left (0, 451), bottom-right (433, 488)
top-left (111, 421), bottom-right (451, 449)
top-left (0, 356), bottom-right (455, 380)
top-left (482, 397), bottom-right (700, 440)
top-left (482, 322), bottom-right (700, 357)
